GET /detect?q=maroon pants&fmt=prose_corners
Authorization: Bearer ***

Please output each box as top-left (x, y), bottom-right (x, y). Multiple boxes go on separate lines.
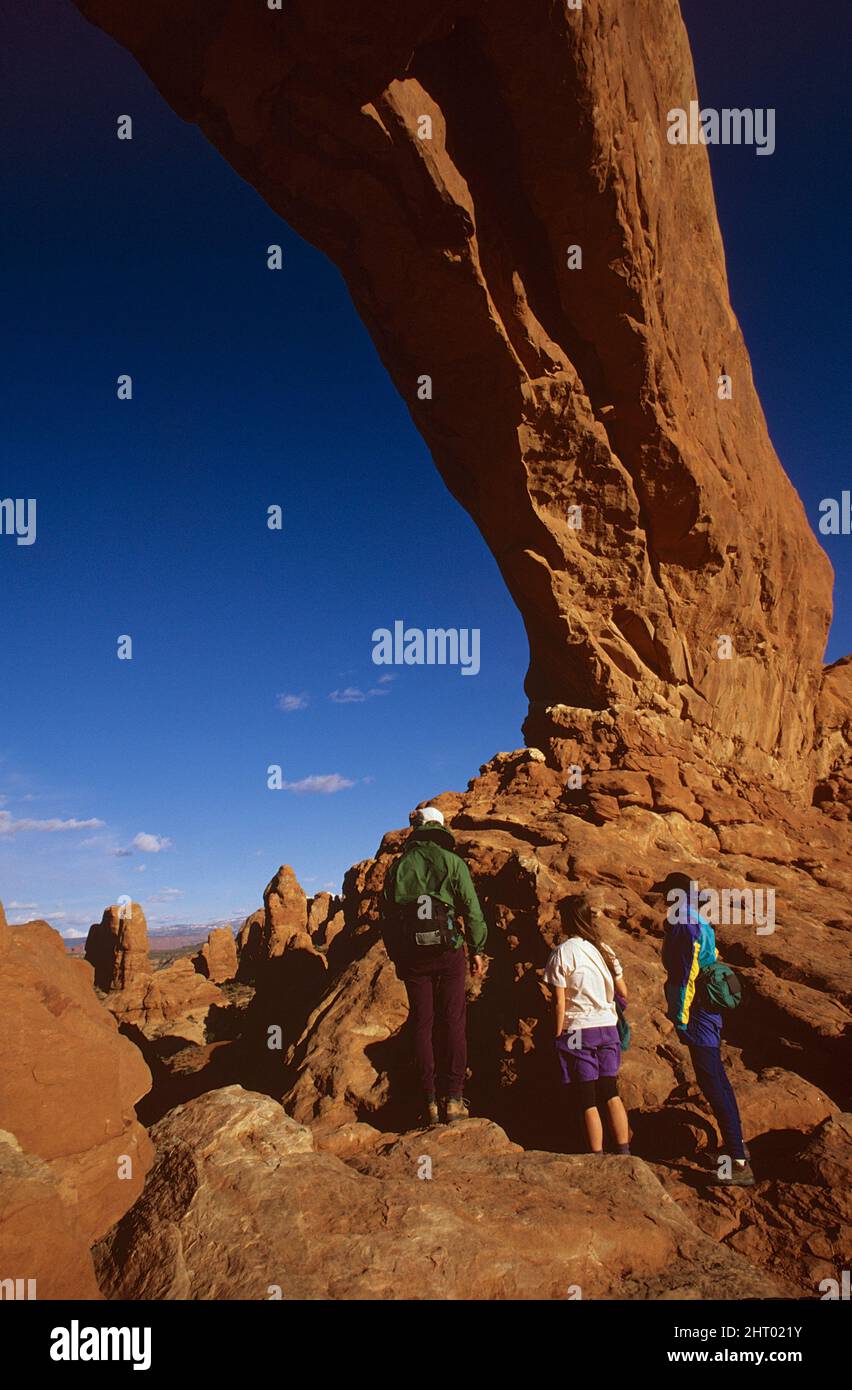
top-left (400, 947), bottom-right (467, 1099)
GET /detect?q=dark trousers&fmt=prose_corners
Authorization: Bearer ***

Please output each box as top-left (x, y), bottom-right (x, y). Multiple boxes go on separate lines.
top-left (689, 1044), bottom-right (746, 1160)
top-left (400, 947), bottom-right (467, 1099)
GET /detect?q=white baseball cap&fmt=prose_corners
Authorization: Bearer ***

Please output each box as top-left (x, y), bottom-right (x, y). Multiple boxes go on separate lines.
top-left (410, 805), bottom-right (445, 827)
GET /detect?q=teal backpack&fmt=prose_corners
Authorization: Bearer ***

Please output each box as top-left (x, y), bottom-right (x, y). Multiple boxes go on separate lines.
top-left (615, 996), bottom-right (631, 1050)
top-left (699, 960), bottom-right (743, 1011)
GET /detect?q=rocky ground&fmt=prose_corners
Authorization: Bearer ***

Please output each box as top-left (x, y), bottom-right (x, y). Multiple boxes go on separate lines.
top-left (92, 1087), bottom-right (789, 1302)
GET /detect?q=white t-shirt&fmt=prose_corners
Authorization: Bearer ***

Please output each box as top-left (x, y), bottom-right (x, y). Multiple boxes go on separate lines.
top-left (544, 936), bottom-right (623, 1029)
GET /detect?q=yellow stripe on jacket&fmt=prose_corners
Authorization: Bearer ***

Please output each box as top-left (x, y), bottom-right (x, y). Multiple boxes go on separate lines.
top-left (681, 940), bottom-right (702, 1025)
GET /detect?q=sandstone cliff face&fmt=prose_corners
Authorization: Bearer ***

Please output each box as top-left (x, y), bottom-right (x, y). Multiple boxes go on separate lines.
top-left (0, 903), bottom-right (153, 1298)
top-left (0, 1134), bottom-right (103, 1301)
top-left (235, 868), bottom-right (326, 998)
top-left (83, 902), bottom-right (225, 1045)
top-left (193, 925), bottom-right (238, 983)
top-left (228, 871), bottom-right (328, 1092)
top-left (261, 864), bottom-right (309, 953)
top-left (71, 0), bottom-right (841, 798)
top-left (306, 890), bottom-right (344, 946)
top-left (235, 908), bottom-right (264, 980)
top-left (812, 656), bottom-right (852, 819)
top-left (274, 756), bottom-right (850, 1295)
top-left (85, 900), bottom-right (151, 992)
top-left (283, 751), bottom-right (851, 1144)
top-left (107, 958), bottom-right (225, 1046)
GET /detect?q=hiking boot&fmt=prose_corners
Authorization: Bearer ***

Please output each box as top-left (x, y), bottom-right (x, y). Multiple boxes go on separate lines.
top-left (702, 1143), bottom-right (751, 1170)
top-left (424, 1098), bottom-right (441, 1127)
top-left (710, 1160), bottom-right (755, 1187)
top-left (444, 1097), bottom-right (470, 1124)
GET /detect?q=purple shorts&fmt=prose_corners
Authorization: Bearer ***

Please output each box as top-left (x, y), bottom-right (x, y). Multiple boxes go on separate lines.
top-left (555, 1025), bottom-right (621, 1085)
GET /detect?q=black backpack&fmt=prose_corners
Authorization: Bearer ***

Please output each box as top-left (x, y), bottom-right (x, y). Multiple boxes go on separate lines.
top-left (392, 896), bottom-right (456, 951)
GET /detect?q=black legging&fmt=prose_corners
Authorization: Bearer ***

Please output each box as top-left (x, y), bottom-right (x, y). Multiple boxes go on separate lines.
top-left (573, 1075), bottom-right (619, 1111)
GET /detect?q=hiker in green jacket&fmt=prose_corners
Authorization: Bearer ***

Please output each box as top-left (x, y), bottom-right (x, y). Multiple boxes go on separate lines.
top-left (382, 805), bottom-right (487, 1127)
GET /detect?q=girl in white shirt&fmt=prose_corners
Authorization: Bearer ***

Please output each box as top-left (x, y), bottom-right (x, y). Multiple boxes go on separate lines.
top-left (545, 895), bottom-right (631, 1154)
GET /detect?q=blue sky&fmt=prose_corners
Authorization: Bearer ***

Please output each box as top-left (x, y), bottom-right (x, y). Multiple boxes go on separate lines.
top-left (1, 0), bottom-right (848, 932)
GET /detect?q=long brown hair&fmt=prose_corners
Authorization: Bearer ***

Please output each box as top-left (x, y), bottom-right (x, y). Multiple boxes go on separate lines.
top-left (558, 895), bottom-right (618, 984)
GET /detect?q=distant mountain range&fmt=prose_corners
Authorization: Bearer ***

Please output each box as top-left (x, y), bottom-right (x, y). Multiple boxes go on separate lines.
top-left (62, 918), bottom-right (244, 954)
top-left (146, 919), bottom-right (243, 936)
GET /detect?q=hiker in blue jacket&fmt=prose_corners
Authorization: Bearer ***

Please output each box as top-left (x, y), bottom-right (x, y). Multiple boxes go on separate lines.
top-left (660, 871), bottom-right (754, 1186)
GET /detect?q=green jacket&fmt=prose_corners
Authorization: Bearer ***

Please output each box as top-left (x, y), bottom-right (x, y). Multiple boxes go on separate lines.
top-left (383, 824), bottom-right (488, 956)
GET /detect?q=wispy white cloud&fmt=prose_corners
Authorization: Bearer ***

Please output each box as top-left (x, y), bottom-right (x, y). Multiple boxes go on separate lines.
top-left (132, 832), bottom-right (172, 854)
top-left (0, 811), bottom-right (104, 836)
top-left (149, 887), bottom-right (183, 902)
top-left (10, 909), bottom-right (93, 931)
top-left (282, 774), bottom-right (355, 794)
top-left (276, 692), bottom-right (309, 712)
top-left (7, 900), bottom-right (37, 910)
top-left (329, 682), bottom-right (390, 703)
top-left (10, 910), bottom-right (68, 925)
top-left (110, 847), bottom-right (133, 857)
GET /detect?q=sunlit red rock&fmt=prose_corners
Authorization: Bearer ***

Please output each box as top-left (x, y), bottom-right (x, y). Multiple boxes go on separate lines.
top-left (193, 925), bottom-right (238, 983)
top-left (0, 905), bottom-right (153, 1296)
top-left (93, 1086), bottom-right (786, 1300)
top-left (84, 900), bottom-right (151, 992)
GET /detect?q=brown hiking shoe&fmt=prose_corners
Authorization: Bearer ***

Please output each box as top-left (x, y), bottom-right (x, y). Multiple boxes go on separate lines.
top-left (444, 1097), bottom-right (470, 1123)
top-left (425, 1099), bottom-right (441, 1127)
top-left (711, 1160), bottom-right (755, 1187)
top-left (702, 1143), bottom-right (751, 1169)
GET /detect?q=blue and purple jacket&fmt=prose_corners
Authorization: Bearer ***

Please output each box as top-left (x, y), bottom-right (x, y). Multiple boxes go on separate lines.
top-left (662, 906), bottom-right (722, 1047)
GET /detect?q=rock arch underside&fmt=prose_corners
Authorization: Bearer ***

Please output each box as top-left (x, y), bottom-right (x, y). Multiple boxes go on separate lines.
top-left (2, 0), bottom-right (849, 1301)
